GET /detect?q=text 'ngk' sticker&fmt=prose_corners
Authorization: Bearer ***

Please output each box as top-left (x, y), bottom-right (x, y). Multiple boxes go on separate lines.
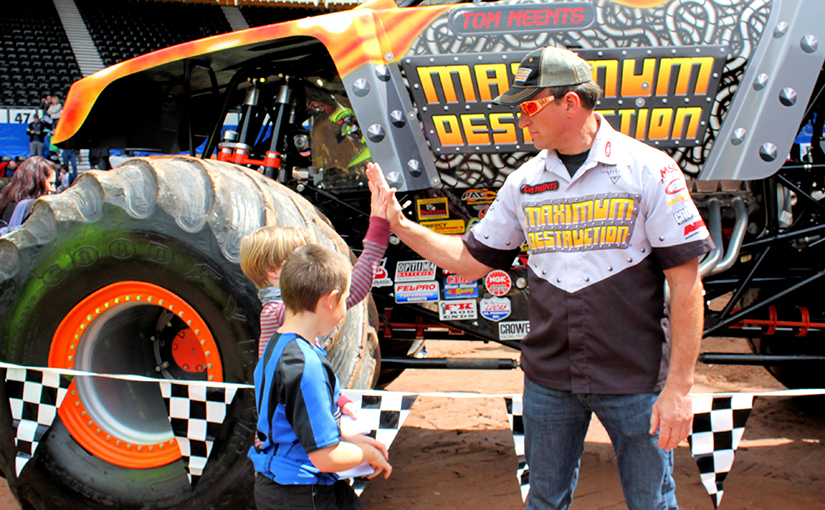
top-left (499, 321), bottom-right (530, 340)
top-left (480, 297), bottom-right (511, 322)
top-left (394, 282), bottom-right (440, 303)
top-left (395, 260), bottom-right (437, 282)
top-left (372, 258), bottom-right (393, 288)
top-left (485, 270), bottom-right (512, 296)
top-left (438, 299), bottom-right (478, 321)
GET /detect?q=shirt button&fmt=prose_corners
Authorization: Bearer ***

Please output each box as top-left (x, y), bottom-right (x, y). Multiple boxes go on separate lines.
top-left (607, 266), bottom-right (613, 271)
top-left (627, 257), bottom-right (633, 263)
top-left (556, 278), bottom-right (561, 283)
top-left (641, 247), bottom-right (646, 254)
top-left (659, 236), bottom-right (665, 241)
top-left (584, 276), bottom-right (590, 282)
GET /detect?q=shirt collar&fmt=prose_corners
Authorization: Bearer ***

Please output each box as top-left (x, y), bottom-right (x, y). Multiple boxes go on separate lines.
top-left (540, 112), bottom-right (619, 181)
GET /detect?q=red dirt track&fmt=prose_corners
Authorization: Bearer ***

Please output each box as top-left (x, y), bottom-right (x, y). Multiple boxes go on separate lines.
top-left (2, 338), bottom-right (825, 509)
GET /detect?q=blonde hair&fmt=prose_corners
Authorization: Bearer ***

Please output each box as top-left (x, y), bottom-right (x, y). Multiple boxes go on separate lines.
top-left (239, 226), bottom-right (315, 289)
top-left (280, 244), bottom-right (351, 313)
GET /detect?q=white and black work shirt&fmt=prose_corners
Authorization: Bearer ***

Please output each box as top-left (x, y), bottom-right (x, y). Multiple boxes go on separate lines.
top-left (464, 115), bottom-right (714, 394)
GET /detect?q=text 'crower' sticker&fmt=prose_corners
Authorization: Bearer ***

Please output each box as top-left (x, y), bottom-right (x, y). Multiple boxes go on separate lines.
top-left (438, 299), bottom-right (478, 321)
top-left (485, 270), bottom-right (512, 296)
top-left (395, 260), bottom-right (437, 282)
top-left (394, 282), bottom-right (440, 303)
top-left (499, 321), bottom-right (530, 340)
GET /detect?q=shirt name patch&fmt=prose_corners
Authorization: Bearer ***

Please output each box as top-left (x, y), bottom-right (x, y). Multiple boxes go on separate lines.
top-left (523, 193), bottom-right (640, 253)
top-left (521, 181), bottom-right (559, 194)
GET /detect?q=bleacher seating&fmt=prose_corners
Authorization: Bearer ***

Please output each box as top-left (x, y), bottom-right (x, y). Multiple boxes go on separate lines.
top-left (0, 0), bottom-right (359, 110)
top-left (74, 0), bottom-right (232, 68)
top-left (239, 4), bottom-right (338, 27)
top-left (0, 0), bottom-right (83, 106)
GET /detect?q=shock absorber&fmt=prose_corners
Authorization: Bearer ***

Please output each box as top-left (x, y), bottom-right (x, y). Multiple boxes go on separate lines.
top-left (265, 77), bottom-right (294, 181)
top-left (217, 78), bottom-right (261, 164)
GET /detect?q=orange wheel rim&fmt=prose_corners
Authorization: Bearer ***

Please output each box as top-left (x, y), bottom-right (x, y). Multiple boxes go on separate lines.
top-left (49, 281), bottom-right (223, 469)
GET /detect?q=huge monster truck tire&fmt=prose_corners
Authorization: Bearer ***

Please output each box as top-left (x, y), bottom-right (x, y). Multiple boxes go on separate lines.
top-left (0, 157), bottom-right (379, 509)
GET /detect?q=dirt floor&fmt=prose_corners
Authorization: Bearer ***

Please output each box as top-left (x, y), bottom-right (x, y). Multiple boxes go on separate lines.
top-left (2, 337), bottom-right (825, 509)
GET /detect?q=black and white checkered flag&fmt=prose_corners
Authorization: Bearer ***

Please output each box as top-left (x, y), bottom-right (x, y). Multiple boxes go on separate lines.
top-left (159, 381), bottom-right (238, 485)
top-left (689, 394), bottom-right (755, 508)
top-left (504, 397), bottom-right (530, 502)
top-left (339, 391), bottom-right (417, 495)
top-left (5, 368), bottom-right (71, 476)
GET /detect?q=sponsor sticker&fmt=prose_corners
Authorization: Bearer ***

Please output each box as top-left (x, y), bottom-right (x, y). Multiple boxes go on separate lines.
top-left (417, 197), bottom-right (449, 220)
top-left (485, 270), bottom-right (512, 296)
top-left (461, 189), bottom-right (497, 204)
top-left (396, 260), bottom-right (437, 282)
top-left (499, 320), bottom-right (531, 340)
top-left (422, 219), bottom-right (466, 235)
top-left (395, 282), bottom-right (440, 303)
top-left (666, 193), bottom-right (689, 207)
top-left (372, 258), bottom-right (393, 288)
top-left (480, 296), bottom-right (511, 322)
top-left (438, 299), bottom-right (478, 320)
top-left (444, 281), bottom-right (479, 299)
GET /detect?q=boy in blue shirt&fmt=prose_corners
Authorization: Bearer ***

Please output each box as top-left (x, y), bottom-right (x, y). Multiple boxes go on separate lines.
top-left (249, 243), bottom-right (391, 510)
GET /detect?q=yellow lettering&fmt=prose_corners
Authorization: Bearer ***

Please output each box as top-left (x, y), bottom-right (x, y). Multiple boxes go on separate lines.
top-left (621, 59), bottom-right (655, 97)
top-left (417, 66), bottom-right (477, 103)
top-left (656, 57), bottom-right (714, 96)
top-left (590, 59), bottom-right (618, 98)
top-left (461, 114), bottom-right (490, 145)
top-left (648, 108), bottom-right (673, 139)
top-left (432, 115), bottom-right (464, 145)
top-left (475, 64), bottom-right (509, 101)
top-left (672, 107), bottom-right (702, 139)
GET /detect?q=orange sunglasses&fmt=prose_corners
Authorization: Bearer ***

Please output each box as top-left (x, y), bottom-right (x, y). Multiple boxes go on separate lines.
top-left (519, 96), bottom-right (556, 116)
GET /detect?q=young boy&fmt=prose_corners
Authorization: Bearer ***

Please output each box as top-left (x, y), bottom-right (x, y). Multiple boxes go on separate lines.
top-left (250, 244), bottom-right (392, 510)
top-left (239, 186), bottom-right (390, 361)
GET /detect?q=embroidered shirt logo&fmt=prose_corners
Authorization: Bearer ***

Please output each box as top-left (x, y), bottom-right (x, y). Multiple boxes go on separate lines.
top-left (521, 181), bottom-right (559, 194)
top-left (600, 165), bottom-right (624, 184)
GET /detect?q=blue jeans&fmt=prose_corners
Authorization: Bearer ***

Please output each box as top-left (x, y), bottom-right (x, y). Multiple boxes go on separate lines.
top-left (523, 377), bottom-right (678, 510)
top-left (62, 149), bottom-right (77, 182)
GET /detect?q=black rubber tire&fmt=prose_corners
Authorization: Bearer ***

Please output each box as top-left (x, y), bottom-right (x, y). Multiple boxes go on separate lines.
top-left (0, 157), bottom-right (378, 509)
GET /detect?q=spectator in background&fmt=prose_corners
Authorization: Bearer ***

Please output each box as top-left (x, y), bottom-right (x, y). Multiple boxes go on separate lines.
top-left (0, 158), bottom-right (18, 178)
top-left (46, 96), bottom-right (63, 126)
top-left (0, 156), bottom-right (57, 225)
top-left (40, 95), bottom-right (52, 111)
top-left (57, 165), bottom-right (70, 192)
top-left (62, 148), bottom-right (78, 183)
top-left (27, 115), bottom-right (46, 157)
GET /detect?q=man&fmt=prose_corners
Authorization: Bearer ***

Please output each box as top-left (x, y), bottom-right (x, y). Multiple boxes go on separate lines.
top-left (27, 115), bottom-right (46, 157)
top-left (367, 45), bottom-right (714, 509)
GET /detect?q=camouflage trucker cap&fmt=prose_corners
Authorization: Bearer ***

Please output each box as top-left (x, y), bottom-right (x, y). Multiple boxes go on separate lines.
top-left (493, 46), bottom-right (594, 105)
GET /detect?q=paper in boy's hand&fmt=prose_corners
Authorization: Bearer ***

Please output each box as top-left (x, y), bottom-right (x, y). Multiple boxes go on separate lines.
top-left (336, 414), bottom-right (378, 478)
top-left (340, 414), bottom-right (372, 436)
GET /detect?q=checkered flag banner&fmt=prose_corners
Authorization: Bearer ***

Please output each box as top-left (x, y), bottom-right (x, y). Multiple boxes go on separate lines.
top-left (340, 390), bottom-right (417, 495)
top-left (159, 381), bottom-right (239, 485)
top-left (504, 397), bottom-right (530, 502)
top-left (5, 368), bottom-right (71, 476)
top-left (688, 394), bottom-right (755, 508)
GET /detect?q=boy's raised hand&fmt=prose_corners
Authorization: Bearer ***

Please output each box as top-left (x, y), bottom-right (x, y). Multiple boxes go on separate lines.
top-left (366, 162), bottom-right (403, 229)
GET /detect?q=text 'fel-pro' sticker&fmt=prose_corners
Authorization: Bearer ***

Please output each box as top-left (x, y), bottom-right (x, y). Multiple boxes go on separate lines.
top-left (395, 282), bottom-right (440, 303)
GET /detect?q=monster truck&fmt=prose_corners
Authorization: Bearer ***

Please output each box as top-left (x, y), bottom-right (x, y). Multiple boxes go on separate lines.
top-left (1, 0), bottom-right (824, 507)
